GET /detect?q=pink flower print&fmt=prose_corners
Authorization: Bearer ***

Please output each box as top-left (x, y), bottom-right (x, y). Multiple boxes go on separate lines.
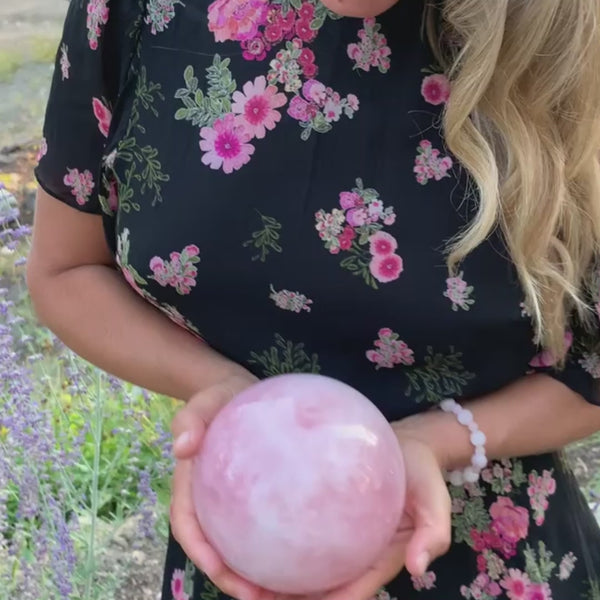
top-left (242, 35), bottom-right (269, 61)
top-left (92, 97), bottom-right (112, 138)
top-left (451, 497), bottom-right (465, 514)
top-left (36, 137), bottom-right (48, 163)
top-left (489, 497), bottom-right (529, 546)
top-left (303, 79), bottom-right (327, 106)
top-left (59, 44), bottom-right (70, 80)
top-left (231, 76), bottom-right (287, 139)
top-left (421, 73), bottom-right (451, 105)
top-left (145, 0), bottom-right (183, 35)
top-left (444, 271), bottom-right (475, 311)
top-left (529, 330), bottom-right (573, 368)
top-left (527, 470), bottom-right (556, 525)
top-left (149, 244), bottom-right (200, 295)
top-left (347, 18), bottom-right (392, 73)
top-left (86, 0), bottom-right (110, 50)
top-left (63, 168), bottom-right (95, 206)
top-left (558, 552), bottom-right (577, 581)
top-left (298, 2), bottom-right (315, 20)
top-left (346, 207), bottom-right (368, 227)
top-left (411, 570), bottom-right (436, 591)
top-left (287, 96), bottom-right (314, 121)
top-left (369, 253), bottom-right (403, 283)
top-left (347, 93), bottom-right (359, 112)
top-left (486, 582), bottom-right (502, 597)
top-left (171, 568), bottom-right (189, 600)
top-left (338, 226), bottom-right (356, 251)
top-left (269, 285), bottom-right (313, 313)
top-left (339, 191), bottom-right (362, 210)
top-left (286, 77), bottom-right (358, 136)
top-left (323, 97), bottom-right (343, 122)
top-left (366, 328), bottom-right (414, 370)
top-left (207, 0), bottom-right (268, 42)
top-left (369, 231), bottom-right (397, 257)
top-left (414, 139), bottom-right (453, 184)
top-left (525, 583), bottom-right (552, 600)
top-left (295, 18), bottom-right (317, 43)
top-left (200, 113), bottom-right (255, 174)
top-left (298, 47), bottom-right (317, 77)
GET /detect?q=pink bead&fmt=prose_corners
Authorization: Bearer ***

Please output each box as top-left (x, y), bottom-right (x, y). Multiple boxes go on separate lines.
top-left (192, 374), bottom-right (406, 595)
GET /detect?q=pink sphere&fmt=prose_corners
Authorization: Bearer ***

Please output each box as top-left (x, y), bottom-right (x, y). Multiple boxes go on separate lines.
top-left (192, 374), bottom-right (406, 595)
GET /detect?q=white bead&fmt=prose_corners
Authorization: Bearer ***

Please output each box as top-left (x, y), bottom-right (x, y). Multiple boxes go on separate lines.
top-left (471, 453), bottom-right (488, 469)
top-left (474, 445), bottom-right (486, 455)
top-left (448, 470), bottom-right (465, 487)
top-left (440, 399), bottom-right (457, 413)
top-left (467, 422), bottom-right (478, 432)
top-left (463, 466), bottom-right (480, 484)
top-left (457, 409), bottom-right (473, 426)
top-left (470, 430), bottom-right (487, 446)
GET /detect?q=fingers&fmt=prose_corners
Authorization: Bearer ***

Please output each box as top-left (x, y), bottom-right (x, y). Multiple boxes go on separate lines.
top-left (171, 375), bottom-right (256, 459)
top-left (171, 458), bottom-right (262, 600)
top-left (319, 535), bottom-right (407, 600)
top-left (403, 451), bottom-right (452, 577)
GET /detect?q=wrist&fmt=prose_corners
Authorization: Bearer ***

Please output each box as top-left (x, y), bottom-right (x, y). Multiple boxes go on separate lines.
top-left (392, 408), bottom-right (475, 472)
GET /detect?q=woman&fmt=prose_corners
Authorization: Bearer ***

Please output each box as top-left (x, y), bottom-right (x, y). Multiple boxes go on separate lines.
top-left (27, 0), bottom-right (600, 598)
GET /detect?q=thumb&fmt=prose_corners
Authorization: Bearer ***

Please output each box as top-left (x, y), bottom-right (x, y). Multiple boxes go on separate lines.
top-left (403, 450), bottom-right (452, 577)
top-left (171, 373), bottom-right (257, 459)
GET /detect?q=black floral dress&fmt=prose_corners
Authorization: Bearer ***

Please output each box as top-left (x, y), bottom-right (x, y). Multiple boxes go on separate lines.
top-left (36, 1), bottom-right (600, 599)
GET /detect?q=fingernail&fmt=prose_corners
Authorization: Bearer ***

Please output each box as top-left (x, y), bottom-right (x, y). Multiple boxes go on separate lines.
top-left (173, 431), bottom-right (191, 454)
top-left (416, 552), bottom-right (430, 574)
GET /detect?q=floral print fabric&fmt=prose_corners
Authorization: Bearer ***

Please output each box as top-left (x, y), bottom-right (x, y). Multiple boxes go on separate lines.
top-left (35, 1), bottom-right (600, 598)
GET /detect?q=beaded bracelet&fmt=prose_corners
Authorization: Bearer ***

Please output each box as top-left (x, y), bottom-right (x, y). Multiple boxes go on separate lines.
top-left (439, 399), bottom-right (488, 486)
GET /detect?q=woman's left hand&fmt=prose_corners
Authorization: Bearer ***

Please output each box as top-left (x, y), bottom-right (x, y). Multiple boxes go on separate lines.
top-left (313, 434), bottom-right (452, 600)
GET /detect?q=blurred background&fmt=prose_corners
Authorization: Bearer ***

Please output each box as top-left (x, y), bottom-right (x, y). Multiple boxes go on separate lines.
top-left (0, 1), bottom-right (599, 600)
top-left (0, 3), bottom-right (175, 599)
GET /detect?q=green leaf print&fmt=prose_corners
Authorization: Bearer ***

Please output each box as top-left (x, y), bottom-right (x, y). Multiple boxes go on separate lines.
top-left (523, 541), bottom-right (557, 584)
top-left (249, 334), bottom-right (320, 377)
top-left (339, 244), bottom-right (379, 289)
top-left (197, 573), bottom-right (222, 600)
top-left (452, 496), bottom-right (490, 546)
top-left (174, 57), bottom-right (236, 128)
top-left (114, 66), bottom-right (170, 212)
top-left (183, 559), bottom-right (196, 599)
top-left (243, 212), bottom-right (283, 262)
top-left (510, 459), bottom-right (527, 488)
top-left (404, 346), bottom-right (475, 404)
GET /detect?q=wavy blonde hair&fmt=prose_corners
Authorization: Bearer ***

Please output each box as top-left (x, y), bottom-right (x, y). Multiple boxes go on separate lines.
top-left (427, 0), bottom-right (600, 363)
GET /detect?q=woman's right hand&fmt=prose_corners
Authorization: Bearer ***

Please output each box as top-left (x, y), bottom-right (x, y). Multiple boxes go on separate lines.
top-left (170, 370), bottom-right (273, 600)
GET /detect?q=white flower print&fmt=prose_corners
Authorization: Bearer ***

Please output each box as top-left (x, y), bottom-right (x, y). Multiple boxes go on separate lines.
top-left (558, 552), bottom-right (577, 581)
top-left (269, 285), bottom-right (313, 313)
top-left (59, 44), bottom-right (70, 80)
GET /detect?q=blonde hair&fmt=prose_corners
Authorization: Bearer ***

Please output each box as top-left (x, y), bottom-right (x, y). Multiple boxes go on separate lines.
top-left (427, 0), bottom-right (600, 363)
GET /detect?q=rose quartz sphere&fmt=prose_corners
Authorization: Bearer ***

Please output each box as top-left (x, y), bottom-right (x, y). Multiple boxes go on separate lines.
top-left (192, 373), bottom-right (406, 595)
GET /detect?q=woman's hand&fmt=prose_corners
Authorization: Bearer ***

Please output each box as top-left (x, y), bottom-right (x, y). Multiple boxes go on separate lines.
top-left (314, 434), bottom-right (452, 600)
top-left (170, 370), bottom-right (273, 600)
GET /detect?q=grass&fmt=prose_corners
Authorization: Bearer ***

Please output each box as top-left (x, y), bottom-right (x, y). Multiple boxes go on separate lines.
top-left (0, 35), bottom-right (59, 82)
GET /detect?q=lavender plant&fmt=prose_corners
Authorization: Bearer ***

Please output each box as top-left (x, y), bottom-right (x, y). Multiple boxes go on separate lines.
top-left (0, 185), bottom-right (175, 599)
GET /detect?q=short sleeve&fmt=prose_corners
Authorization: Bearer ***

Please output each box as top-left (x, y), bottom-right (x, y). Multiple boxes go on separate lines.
top-left (35, 0), bottom-right (142, 214)
top-left (530, 302), bottom-right (600, 406)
